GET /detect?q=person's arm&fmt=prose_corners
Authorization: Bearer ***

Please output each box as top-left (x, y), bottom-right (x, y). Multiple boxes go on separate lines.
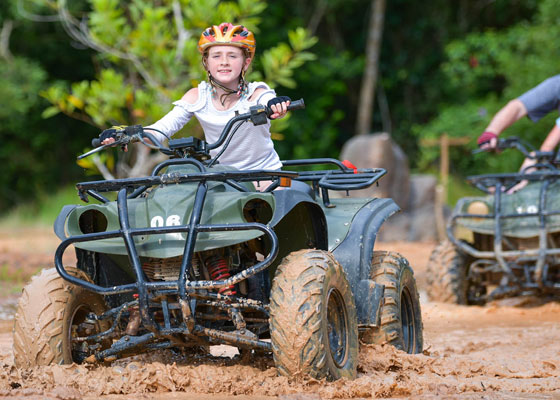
top-left (479, 99), bottom-right (528, 150)
top-left (251, 87), bottom-right (290, 119)
top-left (539, 123), bottom-right (560, 152)
top-left (485, 99), bottom-right (528, 135)
top-left (143, 88), bottom-right (199, 142)
top-left (506, 123), bottom-right (560, 194)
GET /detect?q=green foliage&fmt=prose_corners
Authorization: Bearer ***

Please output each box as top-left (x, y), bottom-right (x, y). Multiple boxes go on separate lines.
top-left (36, 0), bottom-right (317, 178)
top-left (415, 0), bottom-right (560, 177)
top-left (0, 57), bottom-right (46, 120)
top-left (253, 28), bottom-right (317, 89)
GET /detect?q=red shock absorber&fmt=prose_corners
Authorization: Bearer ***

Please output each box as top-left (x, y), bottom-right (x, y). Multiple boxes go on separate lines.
top-left (206, 256), bottom-right (236, 296)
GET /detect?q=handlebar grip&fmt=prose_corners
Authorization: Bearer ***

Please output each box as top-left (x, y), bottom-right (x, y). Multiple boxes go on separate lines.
top-left (92, 138), bottom-right (101, 147)
top-left (287, 98), bottom-right (305, 111)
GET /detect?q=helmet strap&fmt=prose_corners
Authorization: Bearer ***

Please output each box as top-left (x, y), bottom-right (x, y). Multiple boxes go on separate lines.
top-left (207, 71), bottom-right (248, 107)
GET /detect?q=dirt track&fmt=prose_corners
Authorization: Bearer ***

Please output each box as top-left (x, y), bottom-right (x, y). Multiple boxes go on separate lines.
top-left (0, 228), bottom-right (559, 399)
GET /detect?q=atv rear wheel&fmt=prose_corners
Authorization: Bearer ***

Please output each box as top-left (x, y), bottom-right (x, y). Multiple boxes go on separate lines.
top-left (426, 240), bottom-right (473, 304)
top-left (361, 251), bottom-right (423, 353)
top-left (269, 249), bottom-right (358, 380)
top-left (13, 267), bottom-right (109, 367)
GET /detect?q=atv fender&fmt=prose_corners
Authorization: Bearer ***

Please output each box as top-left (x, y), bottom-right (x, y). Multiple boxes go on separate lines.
top-left (330, 198), bottom-right (400, 325)
top-left (54, 205), bottom-right (78, 240)
top-left (267, 189), bottom-right (329, 274)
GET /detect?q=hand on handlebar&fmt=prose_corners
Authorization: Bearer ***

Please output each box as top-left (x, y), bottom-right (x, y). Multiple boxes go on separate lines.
top-left (267, 96), bottom-right (291, 120)
top-left (477, 131), bottom-right (499, 152)
top-left (505, 156), bottom-right (538, 194)
top-left (97, 125), bottom-right (144, 151)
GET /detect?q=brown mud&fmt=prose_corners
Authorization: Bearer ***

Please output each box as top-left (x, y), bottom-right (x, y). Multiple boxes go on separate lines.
top-left (0, 228), bottom-right (559, 399)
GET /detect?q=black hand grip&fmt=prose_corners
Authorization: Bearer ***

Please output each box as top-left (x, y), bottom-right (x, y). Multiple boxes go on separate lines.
top-left (287, 98), bottom-right (305, 111)
top-left (124, 125), bottom-right (143, 135)
top-left (92, 138), bottom-right (101, 147)
top-left (266, 98), bottom-right (305, 118)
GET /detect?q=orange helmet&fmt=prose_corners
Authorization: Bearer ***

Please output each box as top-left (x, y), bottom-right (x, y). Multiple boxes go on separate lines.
top-left (198, 23), bottom-right (256, 59)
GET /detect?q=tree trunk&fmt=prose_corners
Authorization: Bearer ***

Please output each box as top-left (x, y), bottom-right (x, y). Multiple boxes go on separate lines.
top-left (355, 0), bottom-right (386, 136)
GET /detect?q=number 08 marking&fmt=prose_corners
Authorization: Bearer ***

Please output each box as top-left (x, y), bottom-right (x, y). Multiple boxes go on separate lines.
top-left (151, 215), bottom-right (183, 239)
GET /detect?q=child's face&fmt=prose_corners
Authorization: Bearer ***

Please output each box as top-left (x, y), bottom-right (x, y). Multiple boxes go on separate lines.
top-left (206, 46), bottom-right (251, 87)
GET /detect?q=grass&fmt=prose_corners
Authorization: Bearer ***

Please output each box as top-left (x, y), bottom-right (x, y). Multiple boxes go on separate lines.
top-left (0, 264), bottom-right (40, 294)
top-left (0, 185), bottom-right (85, 228)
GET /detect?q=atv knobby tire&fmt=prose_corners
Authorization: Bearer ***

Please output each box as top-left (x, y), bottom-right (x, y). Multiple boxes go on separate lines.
top-left (361, 251), bottom-right (423, 353)
top-left (13, 267), bottom-right (109, 367)
top-left (426, 240), bottom-right (470, 304)
top-left (269, 249), bottom-right (358, 380)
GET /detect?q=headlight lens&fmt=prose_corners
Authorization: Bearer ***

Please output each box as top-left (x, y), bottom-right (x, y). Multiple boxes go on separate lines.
top-left (466, 201), bottom-right (489, 215)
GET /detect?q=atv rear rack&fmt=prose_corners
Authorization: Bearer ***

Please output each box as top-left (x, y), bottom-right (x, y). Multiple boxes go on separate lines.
top-left (283, 158), bottom-right (386, 207)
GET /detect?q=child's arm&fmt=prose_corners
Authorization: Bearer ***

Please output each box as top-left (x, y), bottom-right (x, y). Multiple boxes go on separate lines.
top-left (144, 88), bottom-right (199, 142)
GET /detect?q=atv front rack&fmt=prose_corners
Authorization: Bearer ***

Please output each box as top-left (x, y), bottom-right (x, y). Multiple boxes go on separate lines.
top-left (283, 158), bottom-right (386, 207)
top-left (448, 171), bottom-right (560, 296)
top-left (55, 158), bottom-right (302, 353)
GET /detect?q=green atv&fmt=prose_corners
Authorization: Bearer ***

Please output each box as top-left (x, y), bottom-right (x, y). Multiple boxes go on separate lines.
top-left (428, 137), bottom-right (560, 304)
top-left (13, 100), bottom-right (422, 380)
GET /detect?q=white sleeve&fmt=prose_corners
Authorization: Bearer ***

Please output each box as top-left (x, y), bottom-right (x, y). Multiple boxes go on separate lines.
top-left (256, 88), bottom-right (276, 106)
top-left (144, 105), bottom-right (193, 143)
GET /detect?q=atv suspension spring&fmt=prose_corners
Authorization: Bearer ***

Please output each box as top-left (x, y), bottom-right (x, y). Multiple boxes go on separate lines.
top-left (206, 256), bottom-right (236, 296)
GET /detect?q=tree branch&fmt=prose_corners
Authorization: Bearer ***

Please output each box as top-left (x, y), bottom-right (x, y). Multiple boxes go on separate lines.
top-left (92, 155), bottom-right (115, 180)
top-left (55, 0), bottom-right (165, 92)
top-left (306, 0), bottom-right (329, 36)
top-left (172, 0), bottom-right (190, 62)
top-left (356, 0), bottom-right (386, 136)
top-left (0, 20), bottom-right (14, 61)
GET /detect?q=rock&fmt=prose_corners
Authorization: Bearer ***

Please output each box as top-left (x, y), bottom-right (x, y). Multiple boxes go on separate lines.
top-left (337, 134), bottom-right (439, 241)
top-left (339, 133), bottom-right (411, 210)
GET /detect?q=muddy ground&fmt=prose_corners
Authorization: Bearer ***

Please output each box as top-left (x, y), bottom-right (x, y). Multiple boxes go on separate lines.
top-left (0, 227), bottom-right (559, 400)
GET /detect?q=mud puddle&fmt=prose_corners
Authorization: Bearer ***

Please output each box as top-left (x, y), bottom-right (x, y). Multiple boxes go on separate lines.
top-left (1, 230), bottom-right (559, 399)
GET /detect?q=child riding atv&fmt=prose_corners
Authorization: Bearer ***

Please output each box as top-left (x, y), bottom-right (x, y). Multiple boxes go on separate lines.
top-left (13, 24), bottom-right (423, 380)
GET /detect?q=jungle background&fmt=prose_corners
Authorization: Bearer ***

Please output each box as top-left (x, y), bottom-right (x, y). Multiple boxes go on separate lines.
top-left (1, 0), bottom-right (559, 222)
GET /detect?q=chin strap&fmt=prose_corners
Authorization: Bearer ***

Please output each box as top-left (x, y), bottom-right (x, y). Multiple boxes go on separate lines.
top-left (208, 72), bottom-right (248, 106)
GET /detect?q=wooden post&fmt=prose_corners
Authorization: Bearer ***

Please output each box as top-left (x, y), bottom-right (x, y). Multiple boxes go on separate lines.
top-left (420, 134), bottom-right (470, 241)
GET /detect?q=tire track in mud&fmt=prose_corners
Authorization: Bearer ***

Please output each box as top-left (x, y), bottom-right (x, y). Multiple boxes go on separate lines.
top-left (0, 232), bottom-right (559, 399)
top-left (0, 302), bottom-right (558, 399)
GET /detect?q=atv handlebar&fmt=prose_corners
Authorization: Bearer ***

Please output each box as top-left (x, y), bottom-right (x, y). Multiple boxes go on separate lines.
top-left (78, 99), bottom-right (305, 161)
top-left (474, 136), bottom-right (557, 162)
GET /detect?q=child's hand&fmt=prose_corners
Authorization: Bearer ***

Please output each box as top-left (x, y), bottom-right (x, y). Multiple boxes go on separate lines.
top-left (267, 96), bottom-right (291, 119)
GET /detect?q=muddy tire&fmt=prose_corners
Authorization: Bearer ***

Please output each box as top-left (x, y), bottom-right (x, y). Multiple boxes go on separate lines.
top-left (426, 240), bottom-right (471, 304)
top-left (13, 267), bottom-right (109, 367)
top-left (269, 249), bottom-right (358, 380)
top-left (361, 251), bottom-right (423, 353)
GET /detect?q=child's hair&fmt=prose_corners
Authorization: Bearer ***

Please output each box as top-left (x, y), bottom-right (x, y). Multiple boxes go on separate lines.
top-left (198, 23), bottom-right (256, 104)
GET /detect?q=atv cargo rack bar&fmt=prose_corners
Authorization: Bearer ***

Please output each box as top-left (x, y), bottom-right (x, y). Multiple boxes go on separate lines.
top-left (448, 171), bottom-right (560, 291)
top-left (76, 158), bottom-right (299, 203)
top-left (282, 158), bottom-right (386, 207)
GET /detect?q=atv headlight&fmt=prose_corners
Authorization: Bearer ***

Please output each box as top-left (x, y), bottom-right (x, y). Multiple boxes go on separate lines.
top-left (79, 209), bottom-right (108, 233)
top-left (466, 201), bottom-right (489, 215)
top-left (242, 198), bottom-right (273, 224)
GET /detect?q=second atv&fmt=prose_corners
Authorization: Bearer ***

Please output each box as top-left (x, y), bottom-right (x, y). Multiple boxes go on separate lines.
top-left (427, 137), bottom-right (560, 304)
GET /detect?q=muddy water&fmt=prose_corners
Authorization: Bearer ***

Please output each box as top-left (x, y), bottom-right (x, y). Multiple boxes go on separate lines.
top-left (1, 302), bottom-right (559, 399)
top-left (0, 230), bottom-right (559, 399)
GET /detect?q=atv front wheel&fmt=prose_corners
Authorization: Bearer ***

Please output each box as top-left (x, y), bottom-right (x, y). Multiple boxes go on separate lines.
top-left (361, 251), bottom-right (423, 353)
top-left (269, 249), bottom-right (358, 380)
top-left (13, 267), bottom-right (109, 367)
top-left (426, 240), bottom-right (474, 304)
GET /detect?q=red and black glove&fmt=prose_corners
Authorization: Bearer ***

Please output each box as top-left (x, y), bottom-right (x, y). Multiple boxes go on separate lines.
top-left (477, 131), bottom-right (498, 147)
